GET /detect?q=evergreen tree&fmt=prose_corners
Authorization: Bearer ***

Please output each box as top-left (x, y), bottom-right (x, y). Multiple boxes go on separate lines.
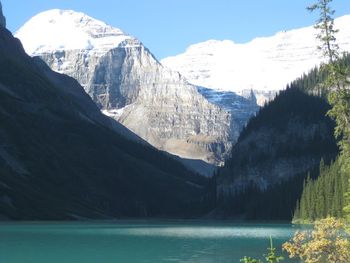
top-left (308, 0), bottom-right (349, 150)
top-left (307, 0), bottom-right (339, 64)
top-left (293, 158), bottom-right (349, 223)
top-left (307, 0), bottom-right (350, 224)
top-left (341, 156), bottom-right (350, 231)
top-left (217, 86), bottom-right (337, 221)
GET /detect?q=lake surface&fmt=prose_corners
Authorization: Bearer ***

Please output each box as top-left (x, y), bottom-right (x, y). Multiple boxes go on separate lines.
top-left (0, 221), bottom-right (300, 263)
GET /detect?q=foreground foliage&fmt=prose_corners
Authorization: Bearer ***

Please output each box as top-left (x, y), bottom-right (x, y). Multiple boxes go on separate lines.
top-left (283, 217), bottom-right (350, 263)
top-left (240, 238), bottom-right (284, 263)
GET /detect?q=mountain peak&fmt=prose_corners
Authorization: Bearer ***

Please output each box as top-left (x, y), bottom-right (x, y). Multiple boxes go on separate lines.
top-left (16, 9), bottom-right (247, 166)
top-left (15, 9), bottom-right (137, 55)
top-left (162, 14), bottom-right (350, 93)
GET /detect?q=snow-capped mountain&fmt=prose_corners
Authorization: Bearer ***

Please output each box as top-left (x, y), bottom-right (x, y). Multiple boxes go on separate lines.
top-left (161, 15), bottom-right (350, 104)
top-left (16, 9), bottom-right (140, 109)
top-left (16, 9), bottom-right (258, 166)
top-left (0, 1), bottom-right (210, 218)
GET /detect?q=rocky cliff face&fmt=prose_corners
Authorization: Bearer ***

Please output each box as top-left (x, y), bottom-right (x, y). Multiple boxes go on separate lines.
top-left (197, 87), bottom-right (259, 131)
top-left (0, 1), bottom-right (5, 28)
top-left (16, 9), bottom-right (258, 165)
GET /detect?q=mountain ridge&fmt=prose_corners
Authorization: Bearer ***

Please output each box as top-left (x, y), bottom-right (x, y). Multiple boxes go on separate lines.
top-left (161, 14), bottom-right (350, 103)
top-left (16, 9), bottom-right (259, 166)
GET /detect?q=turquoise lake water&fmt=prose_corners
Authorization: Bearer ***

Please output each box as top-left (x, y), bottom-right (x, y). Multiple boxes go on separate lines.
top-left (0, 221), bottom-right (300, 263)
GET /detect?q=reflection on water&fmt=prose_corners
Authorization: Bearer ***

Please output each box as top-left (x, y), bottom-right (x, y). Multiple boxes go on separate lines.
top-left (125, 226), bottom-right (294, 239)
top-left (0, 222), bottom-right (299, 263)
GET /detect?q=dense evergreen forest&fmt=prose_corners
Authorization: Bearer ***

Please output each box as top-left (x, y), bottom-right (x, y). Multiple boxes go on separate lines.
top-left (235, 1), bottom-right (350, 262)
top-left (215, 50), bottom-right (350, 221)
top-left (294, 53), bottom-right (350, 95)
top-left (216, 71), bottom-right (340, 220)
top-left (291, 53), bottom-right (350, 222)
top-left (293, 158), bottom-right (349, 222)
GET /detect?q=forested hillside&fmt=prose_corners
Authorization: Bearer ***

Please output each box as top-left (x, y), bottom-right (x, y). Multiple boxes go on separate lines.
top-left (293, 158), bottom-right (349, 222)
top-left (291, 52), bottom-right (350, 222)
top-left (216, 78), bottom-right (339, 220)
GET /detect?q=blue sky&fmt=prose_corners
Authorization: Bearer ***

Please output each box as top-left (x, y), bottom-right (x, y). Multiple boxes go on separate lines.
top-left (2, 0), bottom-right (350, 59)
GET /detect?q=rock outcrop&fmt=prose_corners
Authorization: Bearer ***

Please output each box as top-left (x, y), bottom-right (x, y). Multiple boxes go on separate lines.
top-left (16, 9), bottom-right (258, 165)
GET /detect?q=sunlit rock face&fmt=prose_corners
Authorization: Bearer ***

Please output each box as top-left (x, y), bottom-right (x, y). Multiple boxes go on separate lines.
top-left (16, 10), bottom-right (260, 164)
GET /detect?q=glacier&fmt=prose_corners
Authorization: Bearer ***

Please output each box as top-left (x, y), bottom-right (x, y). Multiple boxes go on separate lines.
top-left (161, 14), bottom-right (350, 103)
